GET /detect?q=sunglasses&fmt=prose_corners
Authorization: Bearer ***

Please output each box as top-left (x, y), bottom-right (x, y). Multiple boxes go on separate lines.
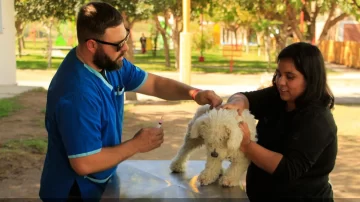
top-left (86, 28), bottom-right (130, 52)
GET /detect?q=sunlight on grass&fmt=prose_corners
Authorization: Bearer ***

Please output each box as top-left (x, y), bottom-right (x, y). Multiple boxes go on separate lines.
top-left (16, 55), bottom-right (65, 70)
top-left (1, 138), bottom-right (48, 154)
top-left (17, 39), bottom-right (277, 74)
top-left (0, 97), bottom-right (22, 118)
top-left (134, 49), bottom-right (277, 73)
top-left (16, 40), bottom-right (339, 74)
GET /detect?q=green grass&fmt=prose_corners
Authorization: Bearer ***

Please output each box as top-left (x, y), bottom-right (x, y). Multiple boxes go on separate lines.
top-left (17, 39), bottom-right (49, 50)
top-left (1, 138), bottom-right (48, 154)
top-left (134, 49), bottom-right (277, 73)
top-left (16, 54), bottom-right (66, 69)
top-left (16, 38), bottom-right (276, 73)
top-left (15, 39), bottom-right (337, 74)
top-left (0, 97), bottom-right (22, 118)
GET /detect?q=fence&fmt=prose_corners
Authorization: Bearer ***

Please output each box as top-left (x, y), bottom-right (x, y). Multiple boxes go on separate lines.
top-left (318, 40), bottom-right (360, 69)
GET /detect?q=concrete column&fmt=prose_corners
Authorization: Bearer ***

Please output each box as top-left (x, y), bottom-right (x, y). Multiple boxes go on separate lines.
top-left (0, 0), bottom-right (16, 85)
top-left (179, 0), bottom-right (192, 85)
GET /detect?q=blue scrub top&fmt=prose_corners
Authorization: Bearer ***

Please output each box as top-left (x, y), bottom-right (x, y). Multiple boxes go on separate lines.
top-left (39, 48), bottom-right (148, 201)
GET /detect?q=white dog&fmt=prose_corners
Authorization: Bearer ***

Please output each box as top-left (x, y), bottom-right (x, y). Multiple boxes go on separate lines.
top-left (170, 104), bottom-right (257, 187)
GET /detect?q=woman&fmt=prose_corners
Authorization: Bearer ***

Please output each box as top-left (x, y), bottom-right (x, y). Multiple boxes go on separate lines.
top-left (221, 42), bottom-right (337, 201)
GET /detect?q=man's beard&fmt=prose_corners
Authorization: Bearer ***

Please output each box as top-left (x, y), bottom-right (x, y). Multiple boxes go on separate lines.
top-left (93, 47), bottom-right (124, 72)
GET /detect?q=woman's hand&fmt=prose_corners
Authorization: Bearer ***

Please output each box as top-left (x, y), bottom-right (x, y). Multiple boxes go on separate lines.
top-left (218, 99), bottom-right (245, 116)
top-left (218, 94), bottom-right (249, 115)
top-left (239, 121), bottom-right (252, 153)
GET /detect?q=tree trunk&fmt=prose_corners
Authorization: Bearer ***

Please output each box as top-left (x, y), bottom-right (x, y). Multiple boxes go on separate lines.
top-left (234, 29), bottom-right (238, 46)
top-left (226, 29), bottom-right (230, 44)
top-left (121, 12), bottom-right (138, 101)
top-left (172, 29), bottom-right (180, 69)
top-left (125, 29), bottom-right (135, 63)
top-left (243, 27), bottom-right (250, 53)
top-left (256, 32), bottom-right (264, 56)
top-left (308, 20), bottom-right (316, 42)
top-left (46, 19), bottom-right (54, 69)
top-left (285, 1), bottom-right (304, 42)
top-left (317, 11), bottom-right (348, 46)
top-left (15, 20), bottom-right (24, 58)
top-left (154, 14), bottom-right (171, 67)
top-left (22, 36), bottom-right (26, 49)
top-left (222, 28), bottom-right (226, 43)
top-left (171, 17), bottom-right (181, 69)
top-left (122, 12), bottom-right (136, 63)
top-left (265, 32), bottom-right (271, 72)
top-left (274, 34), bottom-right (286, 53)
top-left (153, 30), bottom-right (159, 57)
top-left (161, 32), bottom-right (171, 67)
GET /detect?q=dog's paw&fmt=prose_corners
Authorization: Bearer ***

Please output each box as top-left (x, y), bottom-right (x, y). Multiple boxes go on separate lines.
top-left (169, 161), bottom-right (186, 173)
top-left (219, 175), bottom-right (240, 187)
top-left (198, 170), bottom-right (219, 186)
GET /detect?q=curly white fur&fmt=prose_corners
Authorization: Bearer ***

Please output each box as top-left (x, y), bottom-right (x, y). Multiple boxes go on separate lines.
top-left (170, 104), bottom-right (258, 187)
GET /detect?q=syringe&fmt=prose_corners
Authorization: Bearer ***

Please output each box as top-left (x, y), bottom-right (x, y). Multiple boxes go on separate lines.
top-left (156, 116), bottom-right (163, 128)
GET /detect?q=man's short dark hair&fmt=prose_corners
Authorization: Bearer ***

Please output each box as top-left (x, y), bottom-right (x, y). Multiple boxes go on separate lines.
top-left (272, 42), bottom-right (334, 109)
top-left (76, 2), bottom-right (123, 44)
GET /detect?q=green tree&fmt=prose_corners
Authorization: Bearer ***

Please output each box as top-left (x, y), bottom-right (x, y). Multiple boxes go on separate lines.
top-left (285, 0), bottom-right (360, 45)
top-left (100, 0), bottom-right (154, 63)
top-left (151, 0), bottom-right (214, 69)
top-left (211, 1), bottom-right (255, 52)
top-left (239, 0), bottom-right (293, 51)
top-left (15, 0), bottom-right (83, 67)
top-left (152, 0), bottom-right (172, 67)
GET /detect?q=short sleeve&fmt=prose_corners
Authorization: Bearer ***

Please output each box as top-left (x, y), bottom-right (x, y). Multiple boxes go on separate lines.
top-left (56, 92), bottom-right (102, 158)
top-left (120, 58), bottom-right (148, 91)
top-left (240, 86), bottom-right (282, 120)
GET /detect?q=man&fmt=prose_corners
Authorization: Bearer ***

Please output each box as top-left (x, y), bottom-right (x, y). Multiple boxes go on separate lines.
top-left (39, 1), bottom-right (222, 201)
top-left (140, 33), bottom-right (147, 54)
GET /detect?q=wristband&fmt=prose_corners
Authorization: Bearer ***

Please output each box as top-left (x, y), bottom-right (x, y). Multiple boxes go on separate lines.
top-left (191, 89), bottom-right (201, 100)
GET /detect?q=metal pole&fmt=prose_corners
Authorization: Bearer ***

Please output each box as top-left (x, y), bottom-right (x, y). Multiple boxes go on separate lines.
top-left (179, 0), bottom-right (192, 85)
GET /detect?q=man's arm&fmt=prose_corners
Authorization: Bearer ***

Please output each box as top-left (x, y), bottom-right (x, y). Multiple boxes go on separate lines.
top-left (135, 73), bottom-right (222, 107)
top-left (69, 127), bottom-right (164, 176)
top-left (69, 139), bottom-right (139, 176)
top-left (135, 73), bottom-right (198, 100)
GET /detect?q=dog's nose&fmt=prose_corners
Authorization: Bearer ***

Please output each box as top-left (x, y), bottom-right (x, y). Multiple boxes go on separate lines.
top-left (211, 149), bottom-right (218, 158)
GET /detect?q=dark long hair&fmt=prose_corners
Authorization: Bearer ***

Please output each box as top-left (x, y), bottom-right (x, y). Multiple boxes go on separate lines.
top-left (272, 42), bottom-right (334, 109)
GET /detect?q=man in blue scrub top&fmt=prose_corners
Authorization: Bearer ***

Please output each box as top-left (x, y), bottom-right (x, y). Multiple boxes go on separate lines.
top-left (39, 1), bottom-right (222, 201)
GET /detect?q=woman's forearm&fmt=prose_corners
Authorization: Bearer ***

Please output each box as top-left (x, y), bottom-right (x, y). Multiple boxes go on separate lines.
top-left (242, 141), bottom-right (283, 174)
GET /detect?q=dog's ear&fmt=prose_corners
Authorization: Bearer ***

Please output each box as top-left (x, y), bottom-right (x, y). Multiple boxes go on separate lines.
top-left (225, 122), bottom-right (243, 151)
top-left (189, 114), bottom-right (209, 139)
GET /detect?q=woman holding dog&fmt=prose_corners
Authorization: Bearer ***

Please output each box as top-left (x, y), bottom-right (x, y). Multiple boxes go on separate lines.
top-left (221, 42), bottom-right (337, 202)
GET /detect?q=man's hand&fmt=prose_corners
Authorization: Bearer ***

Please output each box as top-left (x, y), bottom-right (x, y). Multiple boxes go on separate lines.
top-left (194, 90), bottom-right (222, 108)
top-left (132, 127), bottom-right (164, 153)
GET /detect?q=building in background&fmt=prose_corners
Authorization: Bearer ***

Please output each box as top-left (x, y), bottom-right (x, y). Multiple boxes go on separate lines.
top-left (0, 0), bottom-right (16, 85)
